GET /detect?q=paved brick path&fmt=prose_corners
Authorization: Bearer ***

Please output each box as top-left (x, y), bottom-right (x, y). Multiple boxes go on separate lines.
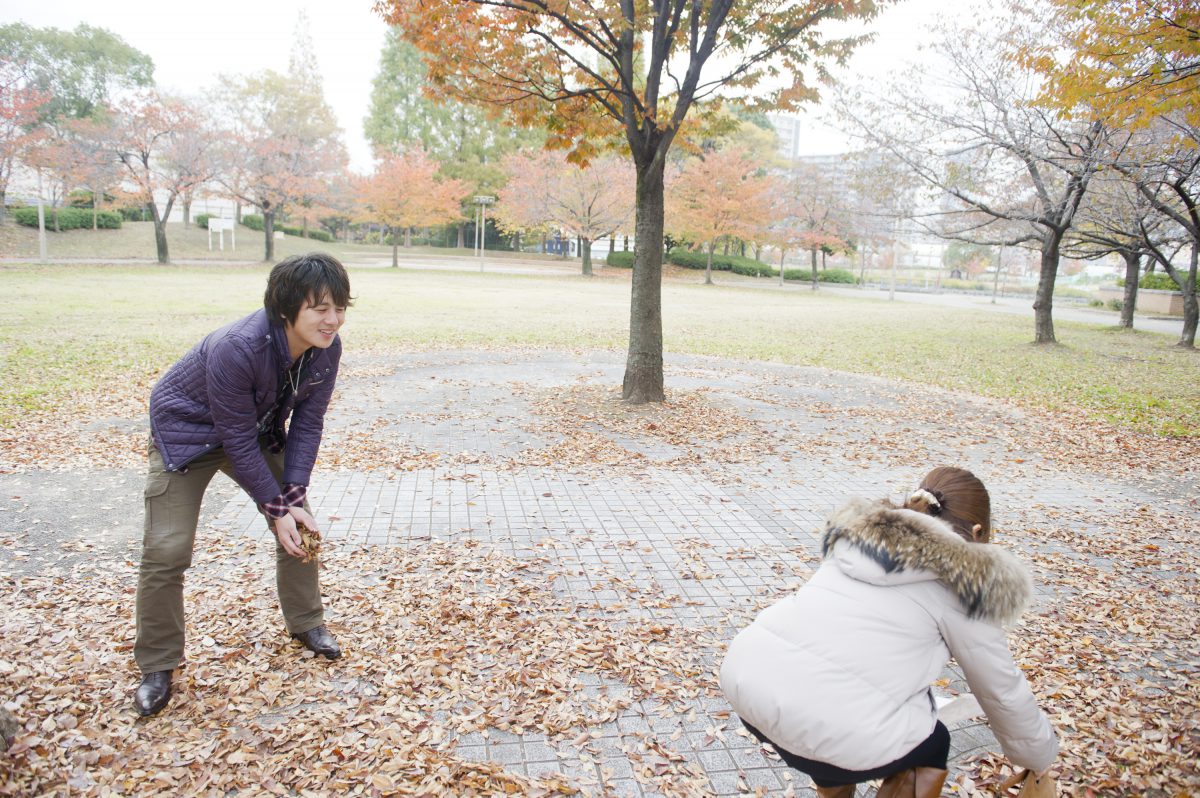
top-left (199, 349), bottom-right (1145, 797)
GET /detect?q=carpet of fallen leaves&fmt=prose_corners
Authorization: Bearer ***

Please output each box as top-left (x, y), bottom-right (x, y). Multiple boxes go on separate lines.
top-left (959, 503), bottom-right (1200, 797)
top-left (507, 372), bottom-right (1200, 796)
top-left (1, 538), bottom-right (727, 797)
top-left (2, 350), bottom-right (1198, 797)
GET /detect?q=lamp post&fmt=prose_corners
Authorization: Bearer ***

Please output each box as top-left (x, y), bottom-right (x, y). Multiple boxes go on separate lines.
top-left (473, 195), bottom-right (495, 271)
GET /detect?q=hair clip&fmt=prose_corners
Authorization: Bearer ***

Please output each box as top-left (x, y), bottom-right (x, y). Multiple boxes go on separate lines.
top-left (908, 488), bottom-right (943, 515)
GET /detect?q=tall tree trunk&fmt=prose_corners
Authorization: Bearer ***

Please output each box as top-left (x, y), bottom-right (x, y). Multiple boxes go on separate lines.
top-left (457, 223), bottom-right (465, 248)
top-left (0, 189), bottom-right (6, 223)
top-left (392, 226), bottom-right (400, 267)
top-left (1032, 229), bottom-right (1063, 344)
top-left (581, 237), bottom-right (593, 276)
top-left (1120, 250), bottom-right (1140, 329)
top-left (1178, 242), bottom-right (1197, 348)
top-left (705, 241), bottom-right (714, 285)
top-left (183, 199), bottom-right (191, 227)
top-left (810, 247), bottom-right (819, 291)
top-left (405, 226), bottom-right (412, 247)
top-left (623, 157), bottom-right (666, 404)
top-left (779, 250), bottom-right (786, 287)
top-left (263, 205), bottom-right (275, 262)
top-left (151, 198), bottom-right (172, 265)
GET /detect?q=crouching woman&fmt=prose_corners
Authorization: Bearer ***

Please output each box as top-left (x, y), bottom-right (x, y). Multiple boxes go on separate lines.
top-left (720, 467), bottom-right (1058, 797)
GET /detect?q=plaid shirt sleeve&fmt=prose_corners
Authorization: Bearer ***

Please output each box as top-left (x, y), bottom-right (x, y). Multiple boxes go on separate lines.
top-left (260, 483), bottom-right (307, 520)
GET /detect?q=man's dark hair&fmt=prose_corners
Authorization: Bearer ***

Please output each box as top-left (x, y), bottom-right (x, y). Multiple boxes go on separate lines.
top-left (264, 252), bottom-right (353, 324)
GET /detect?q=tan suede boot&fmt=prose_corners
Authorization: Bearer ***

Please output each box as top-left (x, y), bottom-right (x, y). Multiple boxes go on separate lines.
top-left (815, 786), bottom-right (855, 798)
top-left (874, 767), bottom-right (948, 798)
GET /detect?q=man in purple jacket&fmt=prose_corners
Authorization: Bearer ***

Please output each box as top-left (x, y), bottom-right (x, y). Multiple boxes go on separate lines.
top-left (133, 252), bottom-right (352, 717)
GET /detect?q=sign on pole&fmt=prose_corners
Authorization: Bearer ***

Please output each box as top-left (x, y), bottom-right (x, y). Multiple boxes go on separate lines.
top-left (473, 195), bottom-right (495, 269)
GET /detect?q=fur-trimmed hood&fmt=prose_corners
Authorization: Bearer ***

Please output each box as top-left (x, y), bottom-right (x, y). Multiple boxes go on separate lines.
top-left (822, 497), bottom-right (1032, 625)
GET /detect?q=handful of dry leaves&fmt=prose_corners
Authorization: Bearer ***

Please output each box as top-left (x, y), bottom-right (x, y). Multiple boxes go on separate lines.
top-left (296, 522), bottom-right (321, 563)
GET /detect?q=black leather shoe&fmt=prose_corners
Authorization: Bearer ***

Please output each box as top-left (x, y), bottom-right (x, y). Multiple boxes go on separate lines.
top-left (291, 624), bottom-right (341, 659)
top-left (134, 671), bottom-right (172, 717)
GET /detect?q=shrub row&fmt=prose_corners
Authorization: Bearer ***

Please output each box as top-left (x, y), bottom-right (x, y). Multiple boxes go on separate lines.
top-left (605, 249), bottom-right (856, 283)
top-left (1118, 272), bottom-right (1179, 291)
top-left (12, 206), bottom-right (122, 230)
top-left (239, 214), bottom-right (333, 242)
top-left (781, 268), bottom-right (857, 284)
top-left (118, 205), bottom-right (151, 221)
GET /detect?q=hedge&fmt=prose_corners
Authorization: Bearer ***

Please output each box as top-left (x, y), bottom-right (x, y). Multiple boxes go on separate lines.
top-left (604, 250), bottom-right (856, 283)
top-left (117, 205), bottom-right (151, 221)
top-left (12, 206), bottom-right (122, 230)
top-left (1116, 273), bottom-right (1180, 291)
top-left (1133, 273), bottom-right (1179, 291)
top-left (238, 214), bottom-right (334, 242)
top-left (283, 226), bottom-right (333, 242)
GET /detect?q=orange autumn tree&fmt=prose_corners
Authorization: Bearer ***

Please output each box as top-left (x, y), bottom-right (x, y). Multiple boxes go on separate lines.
top-left (668, 148), bottom-right (774, 285)
top-left (376, 0), bottom-right (886, 403)
top-left (1022, 0), bottom-right (1199, 130)
top-left (358, 149), bottom-right (467, 267)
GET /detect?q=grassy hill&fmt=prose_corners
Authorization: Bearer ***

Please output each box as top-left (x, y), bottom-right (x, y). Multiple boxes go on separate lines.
top-left (0, 217), bottom-right (562, 264)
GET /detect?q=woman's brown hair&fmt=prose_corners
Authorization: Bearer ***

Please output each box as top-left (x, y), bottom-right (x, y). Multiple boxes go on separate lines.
top-left (905, 466), bottom-right (991, 543)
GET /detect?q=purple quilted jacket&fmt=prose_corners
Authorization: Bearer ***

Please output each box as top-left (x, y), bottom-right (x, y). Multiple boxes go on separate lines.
top-left (149, 308), bottom-right (341, 506)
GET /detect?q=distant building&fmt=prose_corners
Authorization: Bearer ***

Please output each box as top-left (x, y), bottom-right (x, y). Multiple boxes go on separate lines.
top-left (767, 113), bottom-right (803, 162)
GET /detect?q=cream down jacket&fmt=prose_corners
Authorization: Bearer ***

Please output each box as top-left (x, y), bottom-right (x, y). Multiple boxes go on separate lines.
top-left (720, 498), bottom-right (1058, 773)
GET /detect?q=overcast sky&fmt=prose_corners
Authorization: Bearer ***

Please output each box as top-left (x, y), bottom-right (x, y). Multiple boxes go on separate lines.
top-left (7, 0), bottom-right (965, 173)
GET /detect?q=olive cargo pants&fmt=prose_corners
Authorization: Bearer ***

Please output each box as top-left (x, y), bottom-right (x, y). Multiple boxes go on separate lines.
top-left (135, 438), bottom-right (323, 674)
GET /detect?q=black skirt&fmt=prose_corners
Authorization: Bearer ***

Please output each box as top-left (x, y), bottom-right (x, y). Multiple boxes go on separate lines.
top-left (741, 719), bottom-right (951, 788)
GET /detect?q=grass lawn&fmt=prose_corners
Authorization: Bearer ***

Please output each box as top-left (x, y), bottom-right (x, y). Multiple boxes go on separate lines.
top-left (1, 258), bottom-right (1195, 437)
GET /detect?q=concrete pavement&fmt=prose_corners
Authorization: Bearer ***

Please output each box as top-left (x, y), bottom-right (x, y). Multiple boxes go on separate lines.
top-left (6, 348), bottom-right (1194, 795)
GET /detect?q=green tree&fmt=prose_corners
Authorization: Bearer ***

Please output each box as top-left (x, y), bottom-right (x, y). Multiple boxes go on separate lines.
top-left (364, 30), bottom-right (445, 154)
top-left (365, 29), bottom-right (539, 246)
top-left (0, 23), bottom-right (153, 122)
